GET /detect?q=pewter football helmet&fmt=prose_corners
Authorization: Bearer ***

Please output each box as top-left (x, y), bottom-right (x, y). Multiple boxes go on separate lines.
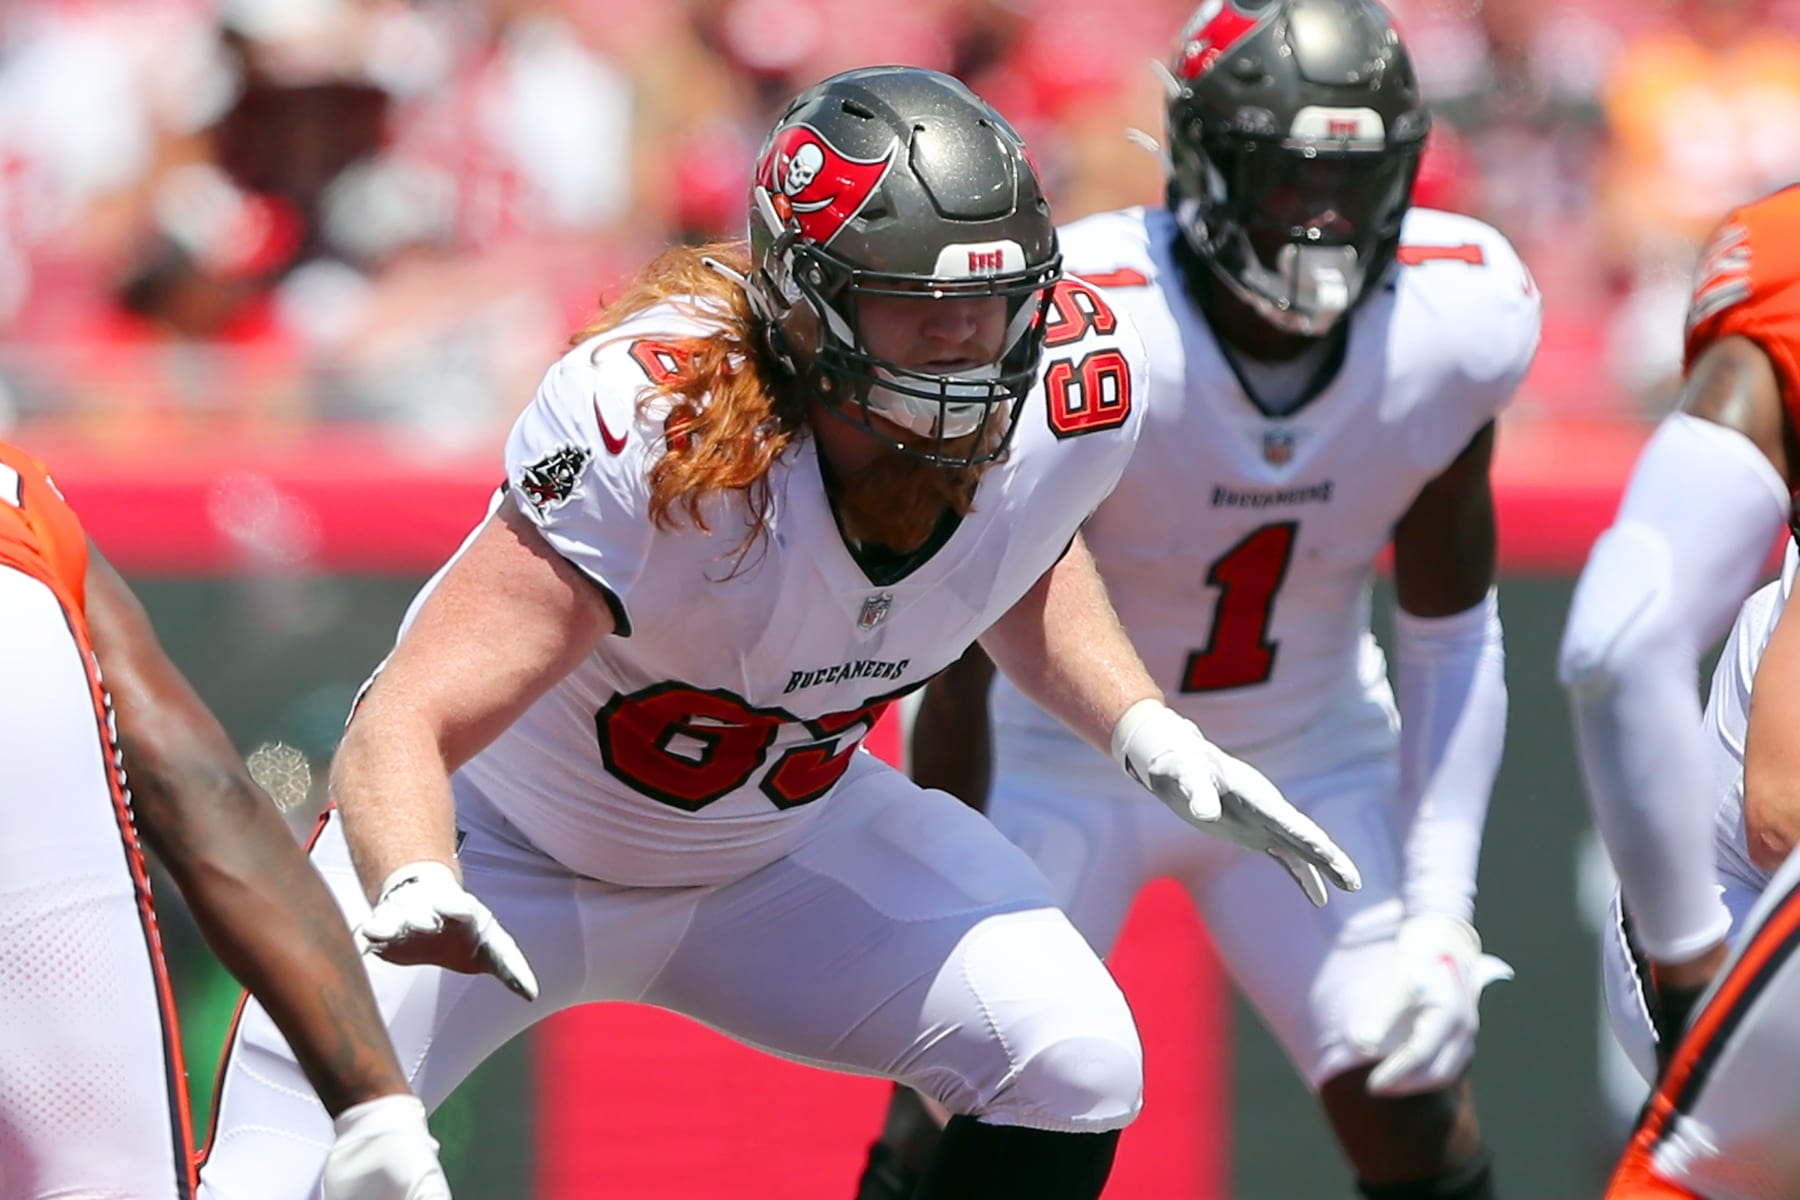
top-left (747, 66), bottom-right (1061, 465)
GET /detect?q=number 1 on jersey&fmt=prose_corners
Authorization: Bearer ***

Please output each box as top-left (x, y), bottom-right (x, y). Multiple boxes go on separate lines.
top-left (1180, 521), bottom-right (1297, 693)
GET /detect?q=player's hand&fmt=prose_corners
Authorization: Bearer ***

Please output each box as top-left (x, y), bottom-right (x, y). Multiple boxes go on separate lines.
top-left (354, 861), bottom-right (539, 1001)
top-left (322, 1094), bottom-right (451, 1200)
top-left (1353, 913), bottom-right (1513, 1096)
top-left (1111, 699), bottom-right (1361, 906)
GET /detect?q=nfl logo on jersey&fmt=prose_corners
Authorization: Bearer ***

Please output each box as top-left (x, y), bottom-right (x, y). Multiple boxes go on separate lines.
top-left (1262, 428), bottom-right (1295, 465)
top-left (858, 593), bottom-right (893, 632)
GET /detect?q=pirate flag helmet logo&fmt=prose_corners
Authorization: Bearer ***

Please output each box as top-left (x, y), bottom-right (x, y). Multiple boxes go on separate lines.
top-left (754, 123), bottom-right (897, 248)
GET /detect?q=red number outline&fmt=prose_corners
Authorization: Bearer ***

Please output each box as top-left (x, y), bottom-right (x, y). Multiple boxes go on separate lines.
top-left (762, 701), bottom-right (890, 809)
top-left (629, 339), bottom-right (690, 385)
top-left (1077, 267), bottom-right (1150, 289)
top-left (596, 683), bottom-right (779, 812)
top-left (595, 681), bottom-right (905, 812)
top-left (1045, 349), bottom-right (1132, 438)
top-left (1042, 278), bottom-right (1119, 349)
top-left (1180, 521), bottom-right (1298, 693)
top-left (1395, 243), bottom-right (1485, 267)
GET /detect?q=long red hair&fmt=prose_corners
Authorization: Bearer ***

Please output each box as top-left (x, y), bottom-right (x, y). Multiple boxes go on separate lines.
top-left (569, 242), bottom-right (802, 564)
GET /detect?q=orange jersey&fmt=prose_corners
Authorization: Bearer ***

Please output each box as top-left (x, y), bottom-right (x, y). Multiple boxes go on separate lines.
top-left (1686, 186), bottom-right (1800, 428)
top-left (0, 442), bottom-right (88, 617)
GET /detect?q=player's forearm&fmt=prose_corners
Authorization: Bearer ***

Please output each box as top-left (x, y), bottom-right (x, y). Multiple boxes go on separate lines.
top-left (981, 536), bottom-right (1159, 755)
top-left (1571, 659), bottom-right (1727, 961)
top-left (331, 695), bottom-right (463, 902)
top-left (1560, 413), bottom-right (1787, 958)
top-left (1393, 590), bottom-right (1506, 923)
top-left (127, 744), bottom-right (410, 1116)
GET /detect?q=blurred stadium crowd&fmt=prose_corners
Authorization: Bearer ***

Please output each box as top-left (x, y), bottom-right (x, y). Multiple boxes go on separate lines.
top-left (2, 0), bottom-right (1799, 439)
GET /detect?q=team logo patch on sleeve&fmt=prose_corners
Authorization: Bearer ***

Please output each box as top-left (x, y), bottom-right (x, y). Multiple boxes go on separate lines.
top-left (518, 444), bottom-right (592, 514)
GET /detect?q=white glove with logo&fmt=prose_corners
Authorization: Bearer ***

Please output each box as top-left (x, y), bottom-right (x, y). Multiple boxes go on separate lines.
top-left (322, 1094), bottom-right (451, 1200)
top-left (354, 861), bottom-right (539, 1002)
top-left (1112, 699), bottom-right (1362, 906)
top-left (1352, 913), bottom-right (1514, 1096)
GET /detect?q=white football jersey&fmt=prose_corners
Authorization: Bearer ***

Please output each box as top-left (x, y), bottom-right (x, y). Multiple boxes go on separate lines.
top-left (1709, 540), bottom-right (1799, 897)
top-left (403, 293), bottom-right (1144, 887)
top-left (992, 206), bottom-right (1541, 767)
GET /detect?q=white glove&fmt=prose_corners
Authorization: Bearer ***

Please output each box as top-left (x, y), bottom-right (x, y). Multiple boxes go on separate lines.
top-left (354, 861), bottom-right (539, 1001)
top-left (322, 1094), bottom-right (451, 1200)
top-left (1112, 699), bottom-right (1361, 906)
top-left (1352, 913), bottom-right (1514, 1096)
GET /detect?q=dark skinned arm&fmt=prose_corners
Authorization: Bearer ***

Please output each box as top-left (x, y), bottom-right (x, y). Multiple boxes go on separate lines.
top-left (1392, 422), bottom-right (1497, 617)
top-left (1670, 337), bottom-right (1789, 998)
top-left (908, 643), bottom-right (998, 813)
top-left (1681, 334), bottom-right (1793, 879)
top-left (84, 545), bottom-right (410, 1117)
top-left (1611, 337), bottom-right (1787, 995)
top-left (1679, 335), bottom-right (1793, 478)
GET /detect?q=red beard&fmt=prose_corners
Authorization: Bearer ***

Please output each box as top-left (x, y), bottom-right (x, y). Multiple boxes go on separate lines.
top-left (827, 436), bottom-right (997, 553)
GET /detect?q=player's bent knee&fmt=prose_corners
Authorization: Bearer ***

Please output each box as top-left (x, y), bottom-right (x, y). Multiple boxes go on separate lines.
top-left (1559, 524), bottom-right (1675, 697)
top-left (974, 1032), bottom-right (1145, 1133)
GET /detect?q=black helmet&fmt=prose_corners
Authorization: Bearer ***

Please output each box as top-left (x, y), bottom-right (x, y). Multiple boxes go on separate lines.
top-left (1164, 0), bottom-right (1429, 336)
top-left (746, 66), bottom-right (1061, 466)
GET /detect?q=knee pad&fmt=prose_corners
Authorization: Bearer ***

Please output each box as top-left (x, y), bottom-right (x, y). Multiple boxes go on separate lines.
top-left (977, 1032), bottom-right (1144, 1133)
top-left (930, 907), bottom-right (1143, 1132)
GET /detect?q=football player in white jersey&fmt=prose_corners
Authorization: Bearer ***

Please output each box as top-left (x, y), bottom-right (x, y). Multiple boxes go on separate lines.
top-left (194, 66), bottom-right (1358, 1200)
top-left (1564, 184), bottom-right (1800, 1081)
top-left (1599, 541), bottom-right (1800, 1198)
top-left (853, 4), bottom-right (1541, 1199)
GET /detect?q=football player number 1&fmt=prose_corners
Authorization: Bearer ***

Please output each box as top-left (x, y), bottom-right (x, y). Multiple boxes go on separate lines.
top-left (1181, 521), bottom-right (1298, 692)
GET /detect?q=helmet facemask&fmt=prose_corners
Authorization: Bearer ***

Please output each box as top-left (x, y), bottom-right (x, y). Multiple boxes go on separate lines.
top-left (745, 67), bottom-right (1063, 470)
top-left (784, 239), bottom-right (1059, 468)
top-left (1172, 122), bottom-right (1421, 337)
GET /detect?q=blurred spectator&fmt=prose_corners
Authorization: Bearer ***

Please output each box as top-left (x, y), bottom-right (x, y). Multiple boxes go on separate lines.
top-left (0, 0), bottom-right (233, 340)
top-left (11, 0), bottom-right (1787, 432)
top-left (1595, 0), bottom-right (1800, 410)
top-left (1600, 0), bottom-right (1800, 278)
top-left (114, 165), bottom-right (303, 343)
top-left (1405, 0), bottom-right (1613, 285)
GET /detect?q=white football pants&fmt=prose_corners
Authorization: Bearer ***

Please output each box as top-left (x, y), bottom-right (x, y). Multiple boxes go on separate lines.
top-left (198, 752), bottom-right (1142, 1199)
